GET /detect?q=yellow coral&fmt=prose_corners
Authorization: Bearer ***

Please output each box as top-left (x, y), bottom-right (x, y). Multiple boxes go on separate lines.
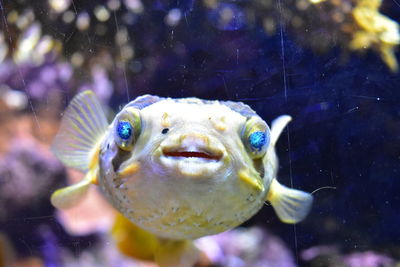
top-left (351, 0), bottom-right (400, 71)
top-left (307, 0), bottom-right (400, 71)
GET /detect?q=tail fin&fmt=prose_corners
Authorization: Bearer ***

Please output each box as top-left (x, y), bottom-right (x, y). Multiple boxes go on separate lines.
top-left (111, 214), bottom-right (200, 267)
top-left (51, 90), bottom-right (108, 172)
top-left (267, 179), bottom-right (313, 223)
top-left (111, 213), bottom-right (159, 261)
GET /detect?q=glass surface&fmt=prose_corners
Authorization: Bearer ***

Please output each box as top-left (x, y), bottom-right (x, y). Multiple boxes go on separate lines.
top-left (0, 0), bottom-right (399, 266)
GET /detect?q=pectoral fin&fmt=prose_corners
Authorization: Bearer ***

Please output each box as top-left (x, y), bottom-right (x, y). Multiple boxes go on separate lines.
top-left (155, 240), bottom-right (200, 267)
top-left (267, 179), bottom-right (313, 223)
top-left (51, 90), bottom-right (108, 172)
top-left (50, 170), bottom-right (96, 209)
top-left (50, 90), bottom-right (107, 209)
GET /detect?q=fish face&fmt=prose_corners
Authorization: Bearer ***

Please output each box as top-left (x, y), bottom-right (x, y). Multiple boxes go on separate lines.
top-left (98, 98), bottom-right (271, 239)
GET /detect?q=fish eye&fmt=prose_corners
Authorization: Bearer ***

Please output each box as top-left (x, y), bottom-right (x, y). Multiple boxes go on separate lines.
top-left (114, 107), bottom-right (141, 151)
top-left (242, 116), bottom-right (270, 159)
top-left (117, 121), bottom-right (132, 140)
top-left (249, 131), bottom-right (267, 151)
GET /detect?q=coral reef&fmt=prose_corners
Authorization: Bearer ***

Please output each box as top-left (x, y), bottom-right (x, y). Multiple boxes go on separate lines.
top-left (196, 227), bottom-right (297, 267)
top-left (203, 0), bottom-right (400, 71)
top-left (1, 0), bottom-right (398, 84)
top-left (301, 245), bottom-right (398, 266)
top-left (0, 139), bottom-right (65, 222)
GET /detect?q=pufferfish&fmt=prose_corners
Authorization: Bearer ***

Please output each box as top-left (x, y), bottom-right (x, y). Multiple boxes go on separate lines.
top-left (50, 90), bottom-right (313, 266)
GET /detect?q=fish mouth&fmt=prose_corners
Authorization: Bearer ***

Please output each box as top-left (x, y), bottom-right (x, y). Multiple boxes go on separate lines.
top-left (157, 133), bottom-right (226, 177)
top-left (162, 147), bottom-right (223, 161)
top-left (159, 145), bottom-right (225, 177)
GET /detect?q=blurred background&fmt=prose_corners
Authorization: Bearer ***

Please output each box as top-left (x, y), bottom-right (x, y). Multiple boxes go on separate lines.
top-left (0, 0), bottom-right (399, 266)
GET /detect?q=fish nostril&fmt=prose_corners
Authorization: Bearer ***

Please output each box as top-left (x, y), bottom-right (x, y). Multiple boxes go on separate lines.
top-left (180, 134), bottom-right (209, 148)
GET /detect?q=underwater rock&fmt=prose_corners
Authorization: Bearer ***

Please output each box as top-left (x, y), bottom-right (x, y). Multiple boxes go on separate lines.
top-left (0, 129), bottom-right (111, 264)
top-left (0, 59), bottom-right (72, 108)
top-left (0, 136), bottom-right (67, 260)
top-left (0, 138), bottom-right (66, 222)
top-left (344, 251), bottom-right (396, 267)
top-left (301, 245), bottom-right (398, 267)
top-left (196, 227), bottom-right (297, 267)
top-left (0, 49), bottom-right (113, 108)
top-left (59, 235), bottom-right (154, 267)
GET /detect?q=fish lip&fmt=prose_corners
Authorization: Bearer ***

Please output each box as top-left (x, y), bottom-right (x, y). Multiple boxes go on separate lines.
top-left (157, 144), bottom-right (226, 178)
top-left (161, 146), bottom-right (223, 161)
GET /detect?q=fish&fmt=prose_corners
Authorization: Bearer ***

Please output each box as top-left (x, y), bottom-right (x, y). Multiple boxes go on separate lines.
top-left (50, 90), bottom-right (313, 267)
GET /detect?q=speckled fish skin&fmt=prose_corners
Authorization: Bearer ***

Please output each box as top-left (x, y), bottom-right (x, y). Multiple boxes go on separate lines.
top-left (99, 96), bottom-right (272, 239)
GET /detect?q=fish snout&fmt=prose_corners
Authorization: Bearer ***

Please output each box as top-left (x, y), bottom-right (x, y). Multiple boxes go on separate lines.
top-left (180, 133), bottom-right (210, 150)
top-left (161, 133), bottom-right (223, 161)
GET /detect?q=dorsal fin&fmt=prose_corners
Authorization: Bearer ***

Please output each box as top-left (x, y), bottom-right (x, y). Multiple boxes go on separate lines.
top-left (51, 90), bottom-right (108, 172)
top-left (125, 94), bottom-right (162, 110)
top-left (270, 115), bottom-right (292, 146)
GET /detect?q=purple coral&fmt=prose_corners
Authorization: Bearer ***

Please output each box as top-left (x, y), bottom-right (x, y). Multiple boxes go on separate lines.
top-left (0, 139), bottom-right (66, 221)
top-left (344, 251), bottom-right (395, 267)
top-left (196, 227), bottom-right (297, 267)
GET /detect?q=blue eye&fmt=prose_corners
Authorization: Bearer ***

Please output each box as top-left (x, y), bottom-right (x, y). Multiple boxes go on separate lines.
top-left (114, 108), bottom-right (141, 151)
top-left (249, 131), bottom-right (268, 151)
top-left (117, 121), bottom-right (132, 140)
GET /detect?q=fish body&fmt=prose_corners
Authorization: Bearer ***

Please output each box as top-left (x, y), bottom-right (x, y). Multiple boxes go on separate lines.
top-left (99, 97), bottom-right (270, 239)
top-left (50, 91), bottom-right (313, 266)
